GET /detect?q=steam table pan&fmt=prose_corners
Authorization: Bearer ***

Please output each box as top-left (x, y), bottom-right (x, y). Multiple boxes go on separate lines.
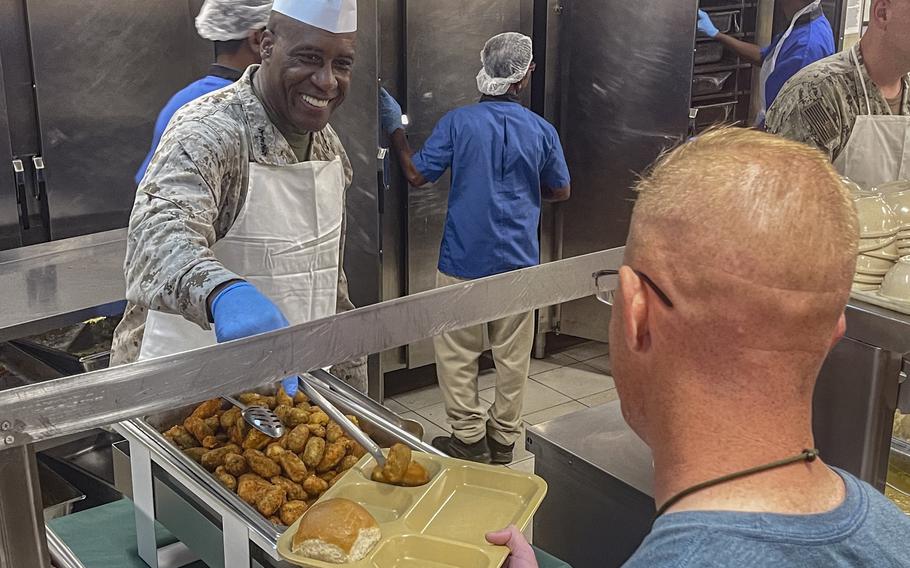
top-left (277, 451), bottom-right (548, 567)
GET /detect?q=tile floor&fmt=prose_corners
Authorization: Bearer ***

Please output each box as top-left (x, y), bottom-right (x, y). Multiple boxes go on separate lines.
top-left (385, 340), bottom-right (615, 473)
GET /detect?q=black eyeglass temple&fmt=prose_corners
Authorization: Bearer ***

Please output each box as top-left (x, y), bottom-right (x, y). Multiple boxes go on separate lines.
top-left (593, 269), bottom-right (674, 308)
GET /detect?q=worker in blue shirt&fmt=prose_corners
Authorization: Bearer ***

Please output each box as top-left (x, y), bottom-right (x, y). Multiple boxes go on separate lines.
top-left (134, 0), bottom-right (272, 184)
top-left (697, 0), bottom-right (834, 124)
top-left (382, 32), bottom-right (571, 464)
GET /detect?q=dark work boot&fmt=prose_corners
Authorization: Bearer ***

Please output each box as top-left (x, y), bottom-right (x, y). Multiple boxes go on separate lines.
top-left (432, 435), bottom-right (491, 464)
top-left (486, 434), bottom-right (515, 465)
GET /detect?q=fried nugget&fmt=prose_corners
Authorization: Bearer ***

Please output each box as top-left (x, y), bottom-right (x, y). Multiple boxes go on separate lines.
top-left (308, 411), bottom-right (330, 426)
top-left (302, 437), bottom-right (326, 469)
top-left (279, 500), bottom-right (309, 526)
top-left (244, 449), bottom-right (281, 478)
top-left (237, 474), bottom-right (271, 505)
top-left (223, 453), bottom-right (249, 477)
top-left (339, 455), bottom-right (359, 472)
top-left (190, 399), bottom-right (222, 420)
top-left (203, 415), bottom-right (221, 433)
top-left (401, 461), bottom-right (430, 487)
top-left (183, 416), bottom-right (214, 445)
top-left (306, 424), bottom-right (326, 438)
top-left (163, 425), bottom-right (198, 449)
top-left (276, 386), bottom-right (294, 408)
top-left (220, 407), bottom-right (242, 430)
top-left (200, 444), bottom-right (241, 471)
top-left (278, 451), bottom-right (309, 483)
top-left (214, 466), bottom-right (237, 491)
top-left (285, 424), bottom-right (311, 454)
top-left (383, 443), bottom-right (412, 484)
top-left (183, 447), bottom-right (208, 463)
top-left (302, 475), bottom-right (329, 498)
top-left (293, 391), bottom-right (309, 405)
top-left (229, 419), bottom-right (248, 446)
top-left (271, 476), bottom-right (307, 501)
top-left (325, 422), bottom-right (344, 443)
top-left (256, 485), bottom-right (286, 517)
top-left (202, 435), bottom-right (222, 449)
top-left (316, 442), bottom-right (346, 473)
top-left (265, 443), bottom-right (287, 460)
top-left (242, 429), bottom-right (273, 451)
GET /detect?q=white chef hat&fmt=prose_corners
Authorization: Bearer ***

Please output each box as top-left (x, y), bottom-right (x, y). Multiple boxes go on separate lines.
top-left (271, 0), bottom-right (357, 33)
top-left (195, 0), bottom-right (273, 41)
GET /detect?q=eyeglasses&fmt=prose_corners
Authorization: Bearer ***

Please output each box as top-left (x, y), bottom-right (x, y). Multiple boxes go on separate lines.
top-left (592, 269), bottom-right (674, 308)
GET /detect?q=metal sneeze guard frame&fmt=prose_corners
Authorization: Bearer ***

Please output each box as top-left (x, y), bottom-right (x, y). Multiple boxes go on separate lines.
top-left (0, 246), bottom-right (625, 567)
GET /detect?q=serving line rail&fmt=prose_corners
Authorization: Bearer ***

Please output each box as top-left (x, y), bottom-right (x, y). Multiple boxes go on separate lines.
top-left (0, 246), bottom-right (625, 567)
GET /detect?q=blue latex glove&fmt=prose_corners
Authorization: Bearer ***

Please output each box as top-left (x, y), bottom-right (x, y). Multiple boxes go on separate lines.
top-left (210, 282), bottom-right (300, 397)
top-left (379, 87), bottom-right (403, 135)
top-left (697, 10), bottom-right (719, 37)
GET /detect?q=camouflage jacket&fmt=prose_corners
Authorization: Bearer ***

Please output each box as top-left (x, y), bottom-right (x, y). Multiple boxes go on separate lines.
top-left (111, 65), bottom-right (355, 366)
top-left (766, 45), bottom-right (910, 162)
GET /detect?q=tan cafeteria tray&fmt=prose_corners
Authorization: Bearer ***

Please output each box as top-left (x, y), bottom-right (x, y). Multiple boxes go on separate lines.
top-left (277, 451), bottom-right (548, 567)
top-left (851, 288), bottom-right (910, 316)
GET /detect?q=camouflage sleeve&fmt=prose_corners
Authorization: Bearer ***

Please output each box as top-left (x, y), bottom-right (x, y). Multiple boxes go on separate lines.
top-left (124, 120), bottom-right (243, 329)
top-left (766, 79), bottom-right (845, 161)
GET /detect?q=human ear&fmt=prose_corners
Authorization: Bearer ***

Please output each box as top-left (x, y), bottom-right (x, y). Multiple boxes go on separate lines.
top-left (618, 266), bottom-right (650, 352)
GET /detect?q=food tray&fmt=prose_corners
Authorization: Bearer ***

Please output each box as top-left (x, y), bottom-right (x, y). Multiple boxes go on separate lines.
top-left (694, 41), bottom-right (724, 65)
top-left (277, 451), bottom-right (548, 568)
top-left (708, 10), bottom-right (739, 34)
top-left (851, 288), bottom-right (910, 315)
top-left (692, 71), bottom-right (733, 96)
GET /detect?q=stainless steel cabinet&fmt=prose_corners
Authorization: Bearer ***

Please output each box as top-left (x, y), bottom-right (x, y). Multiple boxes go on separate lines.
top-left (0, 0), bottom-right (210, 249)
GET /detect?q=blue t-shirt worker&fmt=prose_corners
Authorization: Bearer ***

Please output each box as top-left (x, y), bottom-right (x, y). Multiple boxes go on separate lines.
top-left (697, 0), bottom-right (834, 124)
top-left (135, 0), bottom-right (271, 184)
top-left (383, 32), bottom-right (570, 464)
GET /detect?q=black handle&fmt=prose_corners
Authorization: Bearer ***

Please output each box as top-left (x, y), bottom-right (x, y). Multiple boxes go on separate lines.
top-left (32, 156), bottom-right (46, 200)
top-left (12, 159), bottom-right (29, 230)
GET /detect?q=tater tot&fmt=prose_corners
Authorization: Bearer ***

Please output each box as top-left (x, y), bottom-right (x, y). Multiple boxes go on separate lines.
top-left (302, 475), bottom-right (329, 497)
top-left (223, 453), bottom-right (249, 477)
top-left (190, 399), bottom-right (222, 420)
top-left (242, 429), bottom-right (273, 451)
top-left (214, 466), bottom-right (237, 491)
top-left (285, 424), bottom-right (311, 454)
top-left (302, 437), bottom-right (326, 469)
top-left (271, 476), bottom-right (307, 501)
top-left (255, 485), bottom-right (286, 517)
top-left (279, 500), bottom-right (309, 526)
top-left (316, 442), bottom-right (346, 473)
top-left (279, 451), bottom-right (309, 483)
top-left (183, 416), bottom-right (214, 445)
top-left (244, 449), bottom-right (282, 478)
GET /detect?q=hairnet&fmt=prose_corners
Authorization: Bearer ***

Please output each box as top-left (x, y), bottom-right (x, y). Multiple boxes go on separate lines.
top-left (195, 0), bottom-right (272, 41)
top-left (476, 32), bottom-right (533, 96)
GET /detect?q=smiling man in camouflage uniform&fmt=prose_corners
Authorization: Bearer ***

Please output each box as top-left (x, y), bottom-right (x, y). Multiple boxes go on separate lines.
top-left (767, 0), bottom-right (910, 189)
top-left (111, 0), bottom-right (367, 393)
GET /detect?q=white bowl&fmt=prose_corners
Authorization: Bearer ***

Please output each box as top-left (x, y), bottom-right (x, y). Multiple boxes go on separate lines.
top-left (859, 235), bottom-right (897, 252)
top-left (854, 195), bottom-right (900, 237)
top-left (880, 256), bottom-right (910, 301)
top-left (854, 273), bottom-right (885, 284)
top-left (853, 282), bottom-right (880, 292)
top-left (857, 254), bottom-right (896, 273)
top-left (874, 180), bottom-right (910, 196)
top-left (864, 240), bottom-right (901, 260)
top-left (883, 190), bottom-right (910, 229)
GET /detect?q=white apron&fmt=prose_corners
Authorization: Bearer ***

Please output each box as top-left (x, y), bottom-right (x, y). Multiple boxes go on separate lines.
top-left (138, 156), bottom-right (345, 361)
top-left (756, 0), bottom-right (821, 126)
top-left (833, 46), bottom-right (910, 188)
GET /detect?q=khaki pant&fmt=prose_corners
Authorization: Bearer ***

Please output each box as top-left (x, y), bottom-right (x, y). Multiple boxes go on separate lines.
top-left (433, 271), bottom-right (535, 446)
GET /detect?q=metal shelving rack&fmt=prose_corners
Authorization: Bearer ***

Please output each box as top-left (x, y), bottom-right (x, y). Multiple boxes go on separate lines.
top-left (691, 0), bottom-right (759, 132)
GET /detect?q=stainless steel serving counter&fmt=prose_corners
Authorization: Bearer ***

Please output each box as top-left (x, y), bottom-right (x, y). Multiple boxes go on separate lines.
top-left (0, 229), bottom-right (126, 343)
top-left (527, 401), bottom-right (653, 568)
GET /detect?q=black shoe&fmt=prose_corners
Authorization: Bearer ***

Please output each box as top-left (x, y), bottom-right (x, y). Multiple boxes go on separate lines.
top-left (432, 435), bottom-right (491, 464)
top-left (486, 435), bottom-right (515, 465)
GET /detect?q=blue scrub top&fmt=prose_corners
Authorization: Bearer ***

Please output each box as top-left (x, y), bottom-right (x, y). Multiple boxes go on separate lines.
top-left (412, 99), bottom-right (570, 280)
top-left (135, 67), bottom-right (240, 184)
top-left (759, 11), bottom-right (834, 110)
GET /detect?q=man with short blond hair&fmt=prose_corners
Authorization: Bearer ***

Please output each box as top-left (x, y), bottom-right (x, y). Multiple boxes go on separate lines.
top-left (490, 128), bottom-right (910, 567)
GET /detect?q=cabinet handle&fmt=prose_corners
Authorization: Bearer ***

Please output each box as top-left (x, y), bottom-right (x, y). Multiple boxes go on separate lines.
top-left (12, 159), bottom-right (29, 230)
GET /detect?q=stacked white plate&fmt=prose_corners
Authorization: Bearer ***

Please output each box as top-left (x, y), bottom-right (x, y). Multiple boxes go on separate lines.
top-left (882, 189), bottom-right (910, 257)
top-left (853, 194), bottom-right (901, 292)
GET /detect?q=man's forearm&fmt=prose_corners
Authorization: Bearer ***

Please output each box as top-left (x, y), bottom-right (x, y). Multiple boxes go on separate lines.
top-left (390, 129), bottom-right (429, 187)
top-left (714, 33), bottom-right (763, 65)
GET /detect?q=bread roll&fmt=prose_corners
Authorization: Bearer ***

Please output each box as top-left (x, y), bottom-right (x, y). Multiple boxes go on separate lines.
top-left (291, 499), bottom-right (380, 563)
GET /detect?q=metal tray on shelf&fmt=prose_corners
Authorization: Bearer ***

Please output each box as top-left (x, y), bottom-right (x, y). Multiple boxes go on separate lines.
top-left (115, 373), bottom-right (442, 568)
top-left (692, 71), bottom-right (733, 96)
top-left (707, 10), bottom-right (740, 34)
top-left (694, 41), bottom-right (725, 65)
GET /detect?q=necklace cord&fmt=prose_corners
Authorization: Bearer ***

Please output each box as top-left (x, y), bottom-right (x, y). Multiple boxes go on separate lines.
top-left (655, 448), bottom-right (819, 517)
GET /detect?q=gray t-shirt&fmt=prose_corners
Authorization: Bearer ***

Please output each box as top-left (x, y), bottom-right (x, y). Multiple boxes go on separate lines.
top-left (624, 468), bottom-right (910, 567)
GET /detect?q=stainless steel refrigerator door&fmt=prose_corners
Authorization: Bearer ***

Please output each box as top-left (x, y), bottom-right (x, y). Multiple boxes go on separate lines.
top-left (403, 0), bottom-right (531, 368)
top-left (0, 54), bottom-right (21, 250)
top-left (26, 0), bottom-right (211, 241)
top-left (555, 0), bottom-right (697, 342)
